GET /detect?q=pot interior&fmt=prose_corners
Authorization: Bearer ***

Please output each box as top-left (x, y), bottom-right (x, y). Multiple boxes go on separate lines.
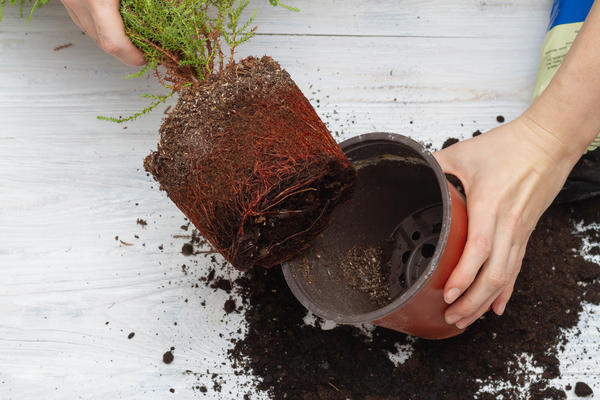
top-left (283, 136), bottom-right (446, 320)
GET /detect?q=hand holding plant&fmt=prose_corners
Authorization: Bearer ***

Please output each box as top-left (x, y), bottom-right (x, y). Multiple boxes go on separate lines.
top-left (60, 0), bottom-right (145, 66)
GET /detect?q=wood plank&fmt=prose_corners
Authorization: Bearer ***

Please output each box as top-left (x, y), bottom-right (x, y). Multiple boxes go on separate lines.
top-left (1, 1), bottom-right (598, 399)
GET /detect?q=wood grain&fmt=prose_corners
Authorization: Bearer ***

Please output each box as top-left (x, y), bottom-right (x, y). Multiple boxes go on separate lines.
top-left (1, 1), bottom-right (598, 399)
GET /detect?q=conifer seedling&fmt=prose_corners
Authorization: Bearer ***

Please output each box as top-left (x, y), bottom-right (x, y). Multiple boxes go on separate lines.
top-left (3, 0), bottom-right (357, 270)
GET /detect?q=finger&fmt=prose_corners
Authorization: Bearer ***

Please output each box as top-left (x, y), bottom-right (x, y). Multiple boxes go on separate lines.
top-left (455, 293), bottom-right (499, 330)
top-left (61, 1), bottom-right (83, 31)
top-left (492, 283), bottom-right (514, 316)
top-left (63, 0), bottom-right (99, 41)
top-left (445, 226), bottom-right (514, 325)
top-left (443, 198), bottom-right (497, 305)
top-left (491, 244), bottom-right (525, 315)
top-left (89, 0), bottom-right (145, 66)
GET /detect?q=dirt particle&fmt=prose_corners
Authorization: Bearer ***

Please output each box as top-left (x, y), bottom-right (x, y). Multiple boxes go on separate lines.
top-left (127, 332), bottom-right (135, 339)
top-left (136, 218), bottom-right (148, 227)
top-left (575, 382), bottom-right (593, 397)
top-left (496, 115), bottom-right (505, 123)
top-left (182, 243), bottom-right (194, 256)
top-left (224, 298), bottom-right (236, 314)
top-left (163, 350), bottom-right (174, 364)
top-left (53, 43), bottom-right (73, 51)
top-left (441, 137), bottom-right (459, 149)
top-left (211, 278), bottom-right (232, 293)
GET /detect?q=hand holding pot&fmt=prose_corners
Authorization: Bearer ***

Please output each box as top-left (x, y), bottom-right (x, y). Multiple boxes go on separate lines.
top-left (60, 0), bottom-right (145, 66)
top-left (435, 0), bottom-right (600, 330)
top-left (433, 117), bottom-right (581, 329)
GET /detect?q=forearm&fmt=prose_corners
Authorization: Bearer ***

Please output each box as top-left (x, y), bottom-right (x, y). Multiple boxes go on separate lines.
top-left (525, 0), bottom-right (600, 159)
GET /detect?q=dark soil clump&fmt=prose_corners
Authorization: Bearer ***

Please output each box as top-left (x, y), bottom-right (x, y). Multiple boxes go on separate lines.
top-left (211, 278), bottom-right (232, 293)
top-left (145, 56), bottom-right (356, 271)
top-left (163, 350), bottom-right (174, 364)
top-left (575, 382), bottom-right (593, 397)
top-left (181, 243), bottom-right (194, 256)
top-left (224, 298), bottom-right (236, 314)
top-left (230, 197), bottom-right (600, 399)
top-left (441, 137), bottom-right (459, 149)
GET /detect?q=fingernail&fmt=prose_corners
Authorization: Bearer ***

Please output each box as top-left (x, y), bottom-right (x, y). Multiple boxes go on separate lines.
top-left (444, 288), bottom-right (461, 304)
top-left (456, 318), bottom-right (471, 330)
top-left (496, 302), bottom-right (507, 316)
top-left (445, 313), bottom-right (461, 325)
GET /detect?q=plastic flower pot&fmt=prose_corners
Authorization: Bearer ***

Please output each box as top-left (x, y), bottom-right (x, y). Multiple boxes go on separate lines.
top-left (281, 132), bottom-right (468, 339)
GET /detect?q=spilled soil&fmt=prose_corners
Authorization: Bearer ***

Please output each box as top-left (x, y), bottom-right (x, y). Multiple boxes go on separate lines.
top-left (227, 197), bottom-right (600, 400)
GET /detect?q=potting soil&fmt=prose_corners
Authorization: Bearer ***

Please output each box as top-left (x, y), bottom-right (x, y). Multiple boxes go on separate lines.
top-left (228, 196), bottom-right (600, 399)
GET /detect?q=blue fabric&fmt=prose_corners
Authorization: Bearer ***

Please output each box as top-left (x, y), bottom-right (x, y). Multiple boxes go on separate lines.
top-left (548, 0), bottom-right (595, 30)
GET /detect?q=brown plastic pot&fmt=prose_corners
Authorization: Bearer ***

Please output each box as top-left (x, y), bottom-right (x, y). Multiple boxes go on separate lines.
top-left (281, 132), bottom-right (468, 339)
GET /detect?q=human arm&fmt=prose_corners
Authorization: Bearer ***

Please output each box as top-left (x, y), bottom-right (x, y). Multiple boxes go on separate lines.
top-left (434, 0), bottom-right (600, 330)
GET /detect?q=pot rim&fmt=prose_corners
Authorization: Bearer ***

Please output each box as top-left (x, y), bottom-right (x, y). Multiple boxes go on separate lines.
top-left (281, 132), bottom-right (453, 324)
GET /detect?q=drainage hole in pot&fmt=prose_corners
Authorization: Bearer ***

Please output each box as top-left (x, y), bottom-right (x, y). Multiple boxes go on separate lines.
top-left (432, 223), bottom-right (442, 234)
top-left (421, 243), bottom-right (435, 258)
top-left (411, 231), bottom-right (421, 241)
top-left (402, 251), bottom-right (411, 264)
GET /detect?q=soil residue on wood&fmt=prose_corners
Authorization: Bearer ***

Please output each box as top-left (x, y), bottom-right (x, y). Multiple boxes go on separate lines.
top-left (229, 197), bottom-right (600, 400)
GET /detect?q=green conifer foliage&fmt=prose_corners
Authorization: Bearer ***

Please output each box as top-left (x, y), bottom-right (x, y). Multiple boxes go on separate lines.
top-left (1, 0), bottom-right (296, 121)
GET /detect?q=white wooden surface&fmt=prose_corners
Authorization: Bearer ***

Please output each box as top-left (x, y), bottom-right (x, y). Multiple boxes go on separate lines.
top-left (1, 1), bottom-right (599, 399)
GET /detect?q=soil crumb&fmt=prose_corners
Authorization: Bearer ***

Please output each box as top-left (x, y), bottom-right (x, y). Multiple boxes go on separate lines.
top-left (340, 246), bottom-right (390, 306)
top-left (211, 278), bottom-right (232, 293)
top-left (182, 243), bottom-right (194, 256)
top-left (224, 298), bottom-right (236, 314)
top-left (575, 382), bottom-right (593, 397)
top-left (163, 350), bottom-right (174, 364)
top-left (442, 137), bottom-right (459, 149)
top-left (136, 218), bottom-right (148, 227)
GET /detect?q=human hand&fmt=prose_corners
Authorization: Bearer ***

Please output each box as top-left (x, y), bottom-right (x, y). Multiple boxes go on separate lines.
top-left (60, 0), bottom-right (144, 66)
top-left (433, 115), bottom-right (582, 330)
